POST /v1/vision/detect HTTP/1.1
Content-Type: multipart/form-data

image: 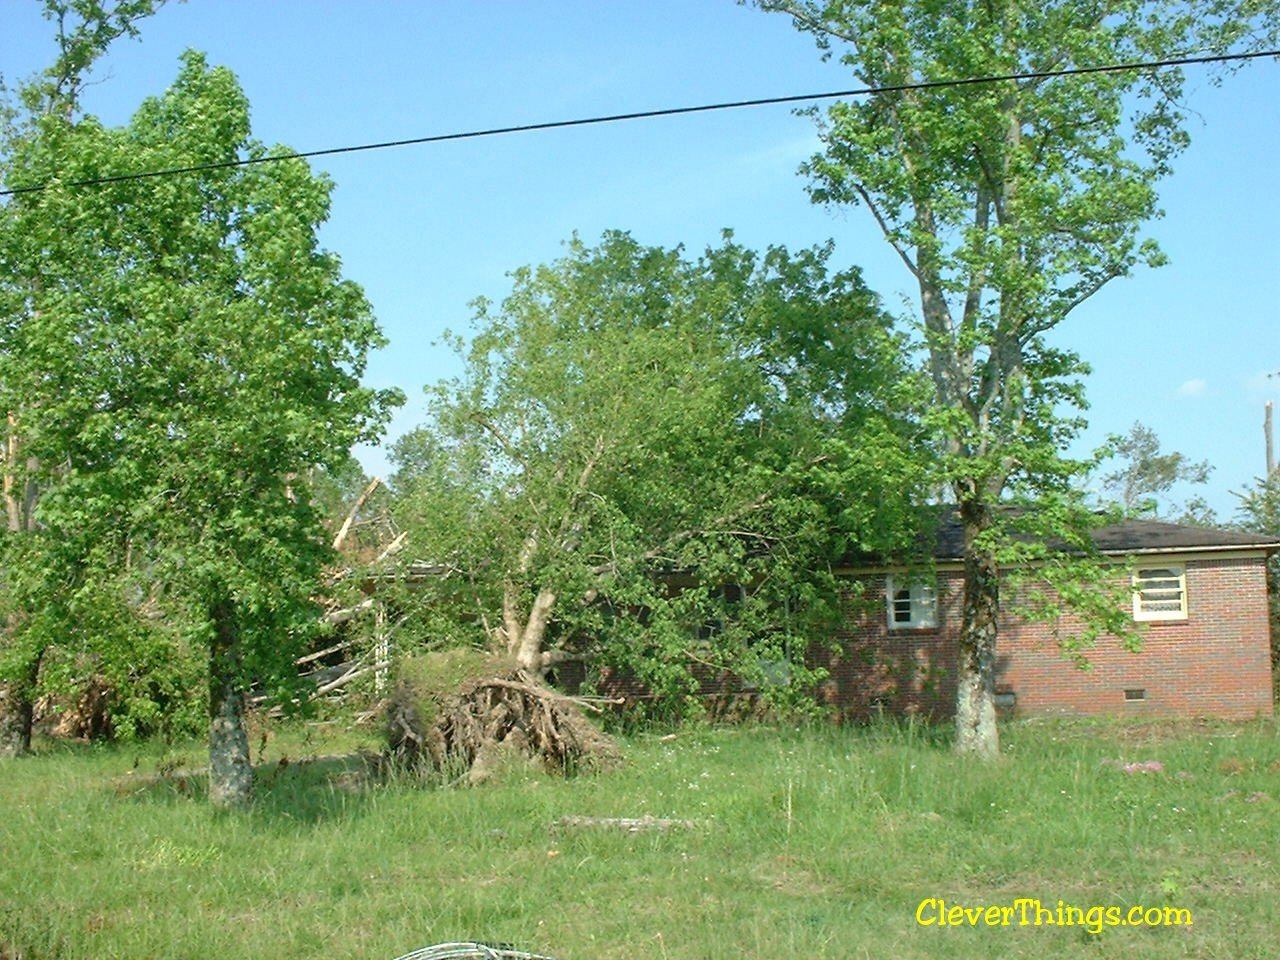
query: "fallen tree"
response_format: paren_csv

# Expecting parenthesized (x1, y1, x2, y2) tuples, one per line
(385, 649, 622, 784)
(389, 232, 927, 720)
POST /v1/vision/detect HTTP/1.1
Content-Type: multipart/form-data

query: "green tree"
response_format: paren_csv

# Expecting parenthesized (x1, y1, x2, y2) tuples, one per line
(0, 50, 399, 802)
(392, 231, 925, 713)
(757, 0, 1278, 755)
(1100, 421, 1214, 523)
(0, 0, 163, 758)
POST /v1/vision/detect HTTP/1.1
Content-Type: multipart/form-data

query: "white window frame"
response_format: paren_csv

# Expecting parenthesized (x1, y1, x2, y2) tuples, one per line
(1132, 564, 1187, 622)
(886, 576, 938, 630)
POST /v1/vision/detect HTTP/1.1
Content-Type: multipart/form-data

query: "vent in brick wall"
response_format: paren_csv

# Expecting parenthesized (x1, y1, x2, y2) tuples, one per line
(1124, 688, 1147, 702)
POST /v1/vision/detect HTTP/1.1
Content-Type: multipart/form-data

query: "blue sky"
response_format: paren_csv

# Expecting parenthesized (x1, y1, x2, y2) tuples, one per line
(4, 1, 1278, 521)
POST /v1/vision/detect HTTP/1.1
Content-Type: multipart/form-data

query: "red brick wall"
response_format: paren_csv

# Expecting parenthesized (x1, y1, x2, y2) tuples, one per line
(822, 556, 1276, 722)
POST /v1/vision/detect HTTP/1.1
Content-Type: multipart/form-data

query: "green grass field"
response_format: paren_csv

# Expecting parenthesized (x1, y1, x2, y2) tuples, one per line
(2, 716, 1277, 960)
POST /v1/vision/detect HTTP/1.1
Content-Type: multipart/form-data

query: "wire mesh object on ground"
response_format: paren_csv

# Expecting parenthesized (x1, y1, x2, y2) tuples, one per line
(390, 943, 557, 960)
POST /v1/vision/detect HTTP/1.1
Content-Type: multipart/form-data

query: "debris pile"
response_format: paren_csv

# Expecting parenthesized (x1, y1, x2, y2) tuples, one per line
(386, 649, 621, 784)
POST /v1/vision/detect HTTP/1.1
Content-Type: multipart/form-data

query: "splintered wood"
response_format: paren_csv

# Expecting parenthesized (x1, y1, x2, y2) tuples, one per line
(550, 815, 706, 833)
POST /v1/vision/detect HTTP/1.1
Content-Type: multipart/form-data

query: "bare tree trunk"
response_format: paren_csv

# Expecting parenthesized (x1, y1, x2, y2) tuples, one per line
(513, 588, 556, 677)
(4, 418, 22, 533)
(1266, 401, 1274, 478)
(332, 475, 381, 551)
(208, 596, 252, 808)
(954, 497, 1000, 758)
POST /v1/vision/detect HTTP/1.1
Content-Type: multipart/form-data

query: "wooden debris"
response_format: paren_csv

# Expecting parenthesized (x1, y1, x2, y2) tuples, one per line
(386, 650, 622, 784)
(321, 597, 376, 625)
(373, 530, 409, 564)
(332, 476, 382, 551)
(550, 814, 706, 833)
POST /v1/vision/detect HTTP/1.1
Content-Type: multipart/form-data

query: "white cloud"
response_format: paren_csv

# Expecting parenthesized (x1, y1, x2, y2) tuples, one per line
(1176, 378, 1208, 398)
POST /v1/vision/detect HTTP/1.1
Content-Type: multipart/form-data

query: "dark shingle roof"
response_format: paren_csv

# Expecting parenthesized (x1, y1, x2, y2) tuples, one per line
(926, 509, 1280, 562)
(1090, 517, 1280, 555)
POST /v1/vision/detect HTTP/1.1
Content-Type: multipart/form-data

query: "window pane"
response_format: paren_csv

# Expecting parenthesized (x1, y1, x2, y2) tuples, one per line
(893, 588, 912, 622)
(1134, 565, 1185, 619)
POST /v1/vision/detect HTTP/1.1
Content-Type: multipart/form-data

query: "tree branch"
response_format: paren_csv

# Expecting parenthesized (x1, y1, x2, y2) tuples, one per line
(472, 413, 528, 470)
(332, 475, 381, 551)
(756, 1, 863, 46)
(588, 486, 779, 580)
(853, 184, 920, 278)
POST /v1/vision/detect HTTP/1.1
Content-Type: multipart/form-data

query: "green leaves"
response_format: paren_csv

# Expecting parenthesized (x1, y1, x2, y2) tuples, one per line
(394, 230, 926, 713)
(761, 0, 1280, 514)
(0, 46, 399, 734)
(769, 0, 1278, 502)
(756, 0, 1279, 751)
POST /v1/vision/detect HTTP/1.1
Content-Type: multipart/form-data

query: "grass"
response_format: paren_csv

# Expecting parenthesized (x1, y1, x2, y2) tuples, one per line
(1, 715, 1278, 959)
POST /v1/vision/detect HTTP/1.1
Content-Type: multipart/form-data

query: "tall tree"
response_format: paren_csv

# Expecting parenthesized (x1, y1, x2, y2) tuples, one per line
(0, 0, 163, 758)
(1100, 421, 1214, 522)
(0, 50, 399, 802)
(757, 0, 1279, 755)
(392, 231, 926, 712)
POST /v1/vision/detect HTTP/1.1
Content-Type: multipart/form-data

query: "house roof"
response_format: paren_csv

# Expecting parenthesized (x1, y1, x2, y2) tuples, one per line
(924, 509, 1280, 562)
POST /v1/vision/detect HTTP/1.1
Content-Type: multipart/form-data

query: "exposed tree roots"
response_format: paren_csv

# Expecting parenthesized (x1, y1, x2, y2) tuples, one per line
(386, 652, 621, 785)
(50, 676, 114, 741)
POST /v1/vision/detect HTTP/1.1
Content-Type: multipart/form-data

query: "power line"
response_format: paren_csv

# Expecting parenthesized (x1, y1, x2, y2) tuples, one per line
(2, 47, 1276, 198)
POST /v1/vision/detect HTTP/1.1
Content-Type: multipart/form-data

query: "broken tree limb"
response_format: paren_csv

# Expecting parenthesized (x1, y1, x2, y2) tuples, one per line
(373, 530, 409, 564)
(332, 475, 382, 551)
(315, 661, 390, 696)
(295, 636, 362, 667)
(322, 596, 376, 625)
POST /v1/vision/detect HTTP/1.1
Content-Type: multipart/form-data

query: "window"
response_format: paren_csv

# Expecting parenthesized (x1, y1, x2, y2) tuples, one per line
(1133, 565, 1187, 621)
(887, 577, 937, 629)
(696, 584, 744, 642)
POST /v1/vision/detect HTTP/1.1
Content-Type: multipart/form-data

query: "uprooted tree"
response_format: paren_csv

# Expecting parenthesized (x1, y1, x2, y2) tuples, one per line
(0, 43, 399, 803)
(757, 0, 1280, 757)
(385, 648, 623, 784)
(388, 230, 928, 762)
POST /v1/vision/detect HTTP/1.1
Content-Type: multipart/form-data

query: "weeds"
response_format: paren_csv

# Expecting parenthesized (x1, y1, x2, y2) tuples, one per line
(1, 717, 1277, 959)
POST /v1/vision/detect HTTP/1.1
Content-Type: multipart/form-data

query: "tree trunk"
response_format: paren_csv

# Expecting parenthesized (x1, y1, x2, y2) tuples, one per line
(513, 588, 556, 677)
(0, 647, 43, 759)
(0, 683, 35, 758)
(954, 497, 1000, 758)
(208, 596, 252, 808)
(2, 419, 42, 759)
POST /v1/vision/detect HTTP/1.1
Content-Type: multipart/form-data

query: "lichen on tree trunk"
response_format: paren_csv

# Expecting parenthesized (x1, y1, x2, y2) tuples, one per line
(955, 498, 1000, 759)
(0, 683, 34, 759)
(207, 597, 252, 808)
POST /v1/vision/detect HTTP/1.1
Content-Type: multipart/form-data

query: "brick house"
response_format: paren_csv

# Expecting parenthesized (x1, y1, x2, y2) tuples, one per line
(822, 516, 1279, 721)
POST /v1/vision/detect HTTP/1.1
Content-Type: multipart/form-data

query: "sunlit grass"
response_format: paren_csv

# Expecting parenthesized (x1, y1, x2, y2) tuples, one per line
(2, 716, 1277, 959)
